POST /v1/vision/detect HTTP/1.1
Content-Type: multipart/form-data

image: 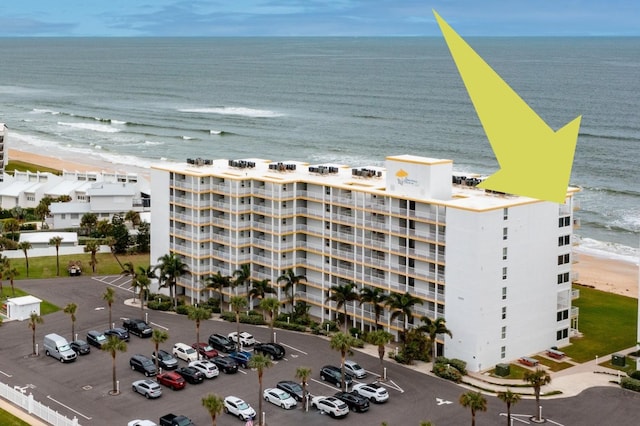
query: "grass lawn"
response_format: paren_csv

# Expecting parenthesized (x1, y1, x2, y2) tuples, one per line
(1, 287, 60, 315)
(562, 286, 638, 363)
(532, 355, 575, 372)
(5, 160, 61, 175)
(488, 363, 532, 381)
(0, 410, 31, 426)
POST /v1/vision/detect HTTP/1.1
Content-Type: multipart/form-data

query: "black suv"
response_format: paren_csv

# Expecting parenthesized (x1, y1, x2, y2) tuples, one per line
(253, 342, 286, 360)
(208, 333, 235, 353)
(320, 365, 353, 388)
(104, 327, 130, 341)
(334, 391, 370, 412)
(129, 354, 157, 377)
(122, 318, 153, 338)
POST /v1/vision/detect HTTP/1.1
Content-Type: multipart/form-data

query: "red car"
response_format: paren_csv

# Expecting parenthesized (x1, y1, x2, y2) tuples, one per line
(192, 342, 219, 359)
(156, 371, 186, 390)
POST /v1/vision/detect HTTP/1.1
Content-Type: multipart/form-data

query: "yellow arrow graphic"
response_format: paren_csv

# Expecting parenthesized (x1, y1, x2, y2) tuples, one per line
(434, 11, 581, 203)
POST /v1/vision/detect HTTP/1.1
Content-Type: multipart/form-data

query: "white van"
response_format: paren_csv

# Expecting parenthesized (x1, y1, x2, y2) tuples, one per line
(43, 333, 77, 363)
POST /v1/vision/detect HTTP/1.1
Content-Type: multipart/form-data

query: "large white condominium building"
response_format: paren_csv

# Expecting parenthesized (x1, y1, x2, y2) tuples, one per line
(150, 155, 579, 372)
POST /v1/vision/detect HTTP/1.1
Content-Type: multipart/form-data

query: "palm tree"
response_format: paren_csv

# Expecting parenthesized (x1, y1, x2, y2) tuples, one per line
(6, 262, 18, 297)
(156, 253, 190, 309)
(102, 287, 116, 329)
(277, 269, 306, 311)
(105, 236, 124, 270)
(28, 312, 44, 355)
(151, 329, 169, 372)
(122, 261, 137, 301)
(80, 212, 98, 236)
(497, 389, 521, 426)
(201, 393, 225, 426)
(18, 241, 32, 277)
(385, 292, 423, 346)
(248, 353, 273, 426)
(203, 271, 231, 307)
(0, 256, 7, 295)
(187, 306, 211, 351)
(125, 210, 141, 229)
(523, 368, 551, 421)
(328, 282, 359, 332)
(49, 236, 63, 276)
(459, 391, 487, 426)
(366, 329, 394, 379)
(249, 278, 275, 302)
(102, 335, 127, 395)
(83, 240, 100, 273)
(419, 316, 452, 362)
(259, 297, 280, 342)
(233, 263, 252, 305)
(136, 273, 151, 314)
(295, 366, 312, 412)
(63, 302, 78, 341)
(359, 286, 389, 329)
(230, 296, 247, 352)
(329, 332, 355, 392)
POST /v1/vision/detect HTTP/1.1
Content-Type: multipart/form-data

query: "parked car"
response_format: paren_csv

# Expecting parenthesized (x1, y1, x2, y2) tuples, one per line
(334, 391, 370, 412)
(228, 331, 256, 346)
(152, 350, 178, 370)
(176, 366, 205, 384)
(276, 380, 304, 402)
(263, 388, 297, 409)
(211, 356, 239, 374)
(128, 420, 157, 426)
(132, 379, 162, 399)
(311, 396, 349, 418)
(86, 330, 107, 348)
(172, 343, 198, 362)
(122, 318, 153, 338)
(344, 360, 367, 379)
(69, 339, 91, 355)
(156, 371, 186, 390)
(228, 350, 252, 368)
(130, 354, 158, 377)
(253, 342, 285, 360)
(208, 333, 236, 353)
(105, 327, 130, 341)
(352, 382, 389, 403)
(158, 413, 194, 426)
(191, 342, 218, 359)
(320, 365, 353, 388)
(43, 333, 77, 363)
(188, 360, 219, 379)
(223, 396, 256, 421)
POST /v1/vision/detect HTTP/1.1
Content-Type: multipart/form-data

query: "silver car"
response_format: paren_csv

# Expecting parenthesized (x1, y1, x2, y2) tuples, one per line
(132, 379, 162, 399)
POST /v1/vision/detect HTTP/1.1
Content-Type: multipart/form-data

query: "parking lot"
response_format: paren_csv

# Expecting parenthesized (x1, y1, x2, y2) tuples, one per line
(3, 276, 640, 425)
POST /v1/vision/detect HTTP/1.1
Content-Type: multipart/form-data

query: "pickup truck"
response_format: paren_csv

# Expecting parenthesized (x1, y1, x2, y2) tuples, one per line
(159, 413, 194, 426)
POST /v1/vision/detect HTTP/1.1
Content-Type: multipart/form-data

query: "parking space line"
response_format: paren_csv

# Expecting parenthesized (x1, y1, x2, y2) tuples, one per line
(279, 343, 308, 355)
(46, 395, 92, 420)
(309, 378, 342, 392)
(379, 379, 404, 393)
(0, 370, 12, 377)
(150, 322, 169, 330)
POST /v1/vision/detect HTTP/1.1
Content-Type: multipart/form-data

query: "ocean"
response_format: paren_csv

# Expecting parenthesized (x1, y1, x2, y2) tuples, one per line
(0, 37, 638, 261)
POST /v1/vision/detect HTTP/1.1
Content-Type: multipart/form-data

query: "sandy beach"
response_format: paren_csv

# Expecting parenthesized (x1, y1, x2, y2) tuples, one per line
(7, 148, 640, 298)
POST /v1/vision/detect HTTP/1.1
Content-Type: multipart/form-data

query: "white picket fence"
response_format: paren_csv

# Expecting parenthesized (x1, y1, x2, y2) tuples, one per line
(0, 381, 79, 426)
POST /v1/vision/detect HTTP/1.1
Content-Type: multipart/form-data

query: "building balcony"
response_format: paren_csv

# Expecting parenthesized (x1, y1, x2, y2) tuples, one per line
(571, 289, 580, 300)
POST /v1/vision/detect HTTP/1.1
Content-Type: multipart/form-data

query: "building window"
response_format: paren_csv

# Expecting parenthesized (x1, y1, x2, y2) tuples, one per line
(501, 326, 507, 339)
(502, 267, 508, 280)
(503, 227, 508, 240)
(556, 328, 569, 340)
(503, 208, 508, 220)
(558, 216, 571, 227)
(557, 310, 569, 321)
(502, 247, 508, 260)
(501, 306, 507, 320)
(501, 346, 506, 359)
(557, 253, 570, 265)
(557, 272, 570, 284)
(502, 287, 507, 300)
(61, 214, 66, 219)
(558, 235, 570, 246)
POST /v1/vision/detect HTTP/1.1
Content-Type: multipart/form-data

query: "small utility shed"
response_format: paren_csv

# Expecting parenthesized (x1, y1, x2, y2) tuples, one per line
(18, 231, 78, 249)
(5, 295, 42, 321)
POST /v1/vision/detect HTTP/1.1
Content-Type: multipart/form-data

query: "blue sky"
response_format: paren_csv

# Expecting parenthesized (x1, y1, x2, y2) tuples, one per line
(1, 1, 638, 37)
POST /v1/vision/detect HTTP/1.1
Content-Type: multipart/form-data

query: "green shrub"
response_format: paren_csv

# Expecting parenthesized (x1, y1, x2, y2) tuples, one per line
(219, 311, 266, 325)
(349, 327, 360, 337)
(433, 362, 463, 383)
(629, 371, 640, 380)
(449, 358, 468, 375)
(147, 300, 172, 311)
(274, 321, 307, 332)
(175, 305, 190, 315)
(220, 311, 236, 322)
(621, 377, 640, 392)
(321, 321, 339, 332)
(352, 338, 365, 349)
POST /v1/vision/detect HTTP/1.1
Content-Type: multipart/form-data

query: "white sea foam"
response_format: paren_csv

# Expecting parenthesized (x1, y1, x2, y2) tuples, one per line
(144, 140, 163, 145)
(182, 136, 194, 140)
(32, 108, 59, 115)
(111, 119, 127, 125)
(180, 106, 284, 118)
(58, 121, 120, 133)
(574, 236, 640, 265)
(210, 130, 222, 135)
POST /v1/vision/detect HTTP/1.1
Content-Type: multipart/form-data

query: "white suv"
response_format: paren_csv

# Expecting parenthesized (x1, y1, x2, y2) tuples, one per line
(228, 331, 256, 346)
(172, 343, 199, 362)
(311, 396, 349, 418)
(352, 382, 389, 403)
(189, 360, 219, 379)
(224, 396, 256, 421)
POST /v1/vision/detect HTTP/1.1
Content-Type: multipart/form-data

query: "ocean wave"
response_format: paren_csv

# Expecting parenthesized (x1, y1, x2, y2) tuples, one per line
(179, 106, 284, 118)
(144, 140, 163, 146)
(57, 121, 120, 133)
(32, 108, 60, 115)
(580, 185, 640, 198)
(182, 136, 195, 140)
(574, 236, 639, 265)
(209, 129, 233, 135)
(579, 131, 640, 143)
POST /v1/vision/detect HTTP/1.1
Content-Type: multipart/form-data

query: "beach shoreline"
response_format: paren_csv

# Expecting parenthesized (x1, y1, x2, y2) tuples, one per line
(6, 148, 640, 299)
